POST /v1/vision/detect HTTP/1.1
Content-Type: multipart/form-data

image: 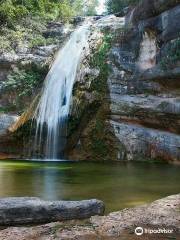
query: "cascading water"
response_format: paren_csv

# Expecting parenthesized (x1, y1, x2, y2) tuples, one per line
(34, 22, 90, 160)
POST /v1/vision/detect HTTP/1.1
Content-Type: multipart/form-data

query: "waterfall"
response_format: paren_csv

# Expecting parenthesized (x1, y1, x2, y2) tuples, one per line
(34, 22, 90, 159)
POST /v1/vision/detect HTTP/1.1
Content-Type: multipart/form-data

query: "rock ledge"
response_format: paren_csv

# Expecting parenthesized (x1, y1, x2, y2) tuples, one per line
(0, 197, 105, 225)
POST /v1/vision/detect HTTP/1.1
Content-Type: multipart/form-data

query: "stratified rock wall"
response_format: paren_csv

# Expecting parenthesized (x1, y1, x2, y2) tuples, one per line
(66, 16, 124, 161)
(108, 1, 180, 163)
(127, 0, 180, 25)
(67, 2, 180, 163)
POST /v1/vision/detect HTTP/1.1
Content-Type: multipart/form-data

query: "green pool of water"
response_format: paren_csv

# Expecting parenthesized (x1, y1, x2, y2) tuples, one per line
(0, 160, 179, 213)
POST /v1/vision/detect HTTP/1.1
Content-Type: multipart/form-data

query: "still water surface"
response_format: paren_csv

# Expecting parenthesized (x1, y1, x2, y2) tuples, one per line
(0, 161, 179, 213)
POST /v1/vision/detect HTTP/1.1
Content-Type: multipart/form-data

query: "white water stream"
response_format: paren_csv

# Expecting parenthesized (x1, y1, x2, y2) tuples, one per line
(34, 22, 90, 159)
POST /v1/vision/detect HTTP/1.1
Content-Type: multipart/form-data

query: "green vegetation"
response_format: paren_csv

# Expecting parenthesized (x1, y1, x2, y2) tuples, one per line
(66, 31, 119, 160)
(0, 0, 98, 112)
(106, 0, 140, 14)
(90, 33, 113, 95)
(2, 64, 48, 111)
(0, 0, 98, 27)
(4, 67, 42, 97)
(85, 0, 98, 16)
(89, 108, 110, 159)
(0, 22, 54, 53)
(0, 0, 99, 53)
(88, 32, 118, 160)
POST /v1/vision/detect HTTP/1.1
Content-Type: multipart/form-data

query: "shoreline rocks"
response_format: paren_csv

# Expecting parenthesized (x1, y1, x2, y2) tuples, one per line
(0, 198, 104, 226)
(0, 194, 179, 239)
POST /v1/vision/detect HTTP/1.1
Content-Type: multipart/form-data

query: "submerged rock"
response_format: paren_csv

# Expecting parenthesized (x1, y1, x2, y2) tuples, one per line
(0, 197, 105, 225)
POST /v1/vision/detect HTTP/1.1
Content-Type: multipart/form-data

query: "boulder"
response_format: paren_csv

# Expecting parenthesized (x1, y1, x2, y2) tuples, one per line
(111, 120, 180, 162)
(71, 16, 86, 25)
(34, 45, 58, 57)
(0, 114, 19, 136)
(0, 197, 105, 225)
(95, 15, 125, 30)
(43, 22, 73, 38)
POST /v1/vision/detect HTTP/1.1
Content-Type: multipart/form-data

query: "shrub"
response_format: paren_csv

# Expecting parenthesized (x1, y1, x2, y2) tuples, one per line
(106, 0, 140, 14)
(2, 64, 47, 97)
(0, 0, 28, 26)
(90, 33, 113, 95)
(29, 35, 47, 48)
(0, 36, 12, 53)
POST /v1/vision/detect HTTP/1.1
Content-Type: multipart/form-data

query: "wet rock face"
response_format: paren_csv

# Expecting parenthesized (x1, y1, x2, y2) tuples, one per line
(0, 114, 20, 158)
(0, 23, 74, 127)
(0, 197, 105, 225)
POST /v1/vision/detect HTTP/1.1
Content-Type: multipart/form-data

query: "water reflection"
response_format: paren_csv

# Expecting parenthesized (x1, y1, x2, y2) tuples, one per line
(0, 161, 179, 212)
(32, 168, 64, 200)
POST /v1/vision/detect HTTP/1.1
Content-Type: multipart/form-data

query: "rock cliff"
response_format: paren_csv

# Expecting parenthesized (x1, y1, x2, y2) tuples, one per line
(0, 0, 179, 163)
(108, 0, 180, 163)
(67, 1, 180, 163)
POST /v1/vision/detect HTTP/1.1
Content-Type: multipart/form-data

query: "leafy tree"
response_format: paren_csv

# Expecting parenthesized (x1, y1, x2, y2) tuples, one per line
(58, 0, 74, 21)
(72, 0, 84, 15)
(0, 0, 28, 25)
(106, 0, 140, 14)
(84, 0, 98, 16)
(0, 0, 98, 26)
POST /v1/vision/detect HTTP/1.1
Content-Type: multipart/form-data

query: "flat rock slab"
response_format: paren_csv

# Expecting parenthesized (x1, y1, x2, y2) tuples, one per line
(0, 194, 179, 240)
(91, 194, 180, 238)
(0, 197, 105, 225)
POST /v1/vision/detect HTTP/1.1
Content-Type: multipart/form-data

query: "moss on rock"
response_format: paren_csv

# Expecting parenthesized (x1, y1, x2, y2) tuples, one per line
(66, 32, 119, 161)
